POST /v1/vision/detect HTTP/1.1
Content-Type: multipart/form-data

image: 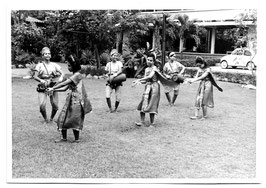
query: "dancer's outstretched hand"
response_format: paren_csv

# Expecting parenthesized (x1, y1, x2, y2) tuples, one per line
(184, 78, 193, 84)
(131, 79, 141, 87)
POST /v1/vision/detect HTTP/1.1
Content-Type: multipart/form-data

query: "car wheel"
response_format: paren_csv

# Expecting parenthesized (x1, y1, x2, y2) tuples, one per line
(247, 62, 255, 70)
(221, 61, 228, 69)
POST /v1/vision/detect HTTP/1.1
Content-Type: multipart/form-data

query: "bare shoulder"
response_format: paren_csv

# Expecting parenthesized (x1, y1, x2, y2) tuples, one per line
(153, 66, 159, 71)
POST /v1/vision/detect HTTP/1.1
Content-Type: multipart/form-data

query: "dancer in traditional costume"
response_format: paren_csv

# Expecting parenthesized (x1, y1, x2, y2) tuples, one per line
(47, 55, 92, 143)
(187, 56, 223, 120)
(132, 53, 161, 127)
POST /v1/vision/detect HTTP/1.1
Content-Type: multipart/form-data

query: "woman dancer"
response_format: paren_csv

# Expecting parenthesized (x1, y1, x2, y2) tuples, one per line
(47, 55, 92, 143)
(187, 56, 223, 119)
(132, 53, 160, 127)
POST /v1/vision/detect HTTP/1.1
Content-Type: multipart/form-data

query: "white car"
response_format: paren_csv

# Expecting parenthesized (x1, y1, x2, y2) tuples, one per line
(220, 48, 256, 70)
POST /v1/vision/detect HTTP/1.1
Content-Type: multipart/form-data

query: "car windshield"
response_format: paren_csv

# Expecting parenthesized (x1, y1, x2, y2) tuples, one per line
(244, 50, 252, 56)
(231, 49, 244, 55)
(231, 48, 253, 56)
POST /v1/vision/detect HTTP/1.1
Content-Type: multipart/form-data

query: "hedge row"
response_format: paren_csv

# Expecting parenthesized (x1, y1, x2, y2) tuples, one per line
(177, 58, 221, 67)
(77, 58, 221, 76)
(80, 65, 256, 86)
(80, 65, 106, 76)
(214, 71, 256, 85)
(183, 68, 256, 86)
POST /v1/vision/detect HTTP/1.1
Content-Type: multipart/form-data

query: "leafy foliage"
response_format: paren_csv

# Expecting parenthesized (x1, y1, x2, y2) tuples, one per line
(99, 52, 111, 66)
(80, 65, 106, 76)
(183, 67, 256, 85)
(173, 14, 200, 52)
(176, 58, 220, 67)
(80, 50, 96, 65)
(11, 9, 257, 68)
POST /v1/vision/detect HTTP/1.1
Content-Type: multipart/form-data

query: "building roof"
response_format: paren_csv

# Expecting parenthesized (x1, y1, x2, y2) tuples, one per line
(141, 9, 255, 27)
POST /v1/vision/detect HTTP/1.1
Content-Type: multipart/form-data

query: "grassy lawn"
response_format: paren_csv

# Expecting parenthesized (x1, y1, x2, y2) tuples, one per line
(11, 77, 256, 180)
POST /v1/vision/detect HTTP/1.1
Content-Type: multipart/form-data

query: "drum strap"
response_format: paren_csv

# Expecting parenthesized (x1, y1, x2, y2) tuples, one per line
(109, 61, 111, 77)
(42, 62, 52, 78)
(169, 61, 174, 72)
(43, 62, 49, 75)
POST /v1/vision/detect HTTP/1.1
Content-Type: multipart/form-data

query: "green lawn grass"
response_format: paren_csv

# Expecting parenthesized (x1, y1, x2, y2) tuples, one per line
(11, 77, 256, 179)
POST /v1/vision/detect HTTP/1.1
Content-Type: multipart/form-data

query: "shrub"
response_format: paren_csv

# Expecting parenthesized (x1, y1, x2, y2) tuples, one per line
(80, 65, 107, 76)
(214, 71, 256, 85)
(100, 52, 110, 66)
(183, 68, 198, 77)
(80, 50, 96, 65)
(183, 67, 256, 85)
(206, 59, 220, 66)
(121, 51, 133, 64)
(177, 58, 220, 67)
(13, 51, 41, 68)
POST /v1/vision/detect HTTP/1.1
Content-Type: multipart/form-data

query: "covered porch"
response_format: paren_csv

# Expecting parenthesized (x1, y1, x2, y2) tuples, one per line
(141, 9, 255, 54)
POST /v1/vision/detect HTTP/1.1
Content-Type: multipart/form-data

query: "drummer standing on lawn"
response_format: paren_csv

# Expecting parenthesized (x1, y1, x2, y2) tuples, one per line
(33, 47, 64, 123)
(163, 52, 185, 106)
(105, 49, 124, 113)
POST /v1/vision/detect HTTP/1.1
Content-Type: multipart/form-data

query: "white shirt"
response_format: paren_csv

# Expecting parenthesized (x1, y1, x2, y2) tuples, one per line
(163, 61, 184, 75)
(35, 61, 62, 78)
(105, 61, 123, 75)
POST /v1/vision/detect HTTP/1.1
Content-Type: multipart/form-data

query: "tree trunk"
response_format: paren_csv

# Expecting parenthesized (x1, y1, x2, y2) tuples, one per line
(94, 44, 100, 70)
(153, 26, 161, 51)
(118, 30, 123, 54)
(179, 38, 184, 53)
(116, 32, 120, 52)
(152, 30, 156, 49)
(76, 43, 80, 58)
(116, 30, 123, 54)
(162, 14, 166, 66)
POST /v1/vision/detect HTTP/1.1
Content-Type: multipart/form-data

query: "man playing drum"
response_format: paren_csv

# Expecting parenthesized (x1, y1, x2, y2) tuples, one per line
(163, 52, 185, 106)
(34, 47, 64, 123)
(105, 49, 124, 113)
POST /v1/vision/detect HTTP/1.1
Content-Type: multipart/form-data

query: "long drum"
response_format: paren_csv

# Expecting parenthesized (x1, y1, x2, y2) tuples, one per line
(110, 73, 127, 84)
(171, 74, 185, 84)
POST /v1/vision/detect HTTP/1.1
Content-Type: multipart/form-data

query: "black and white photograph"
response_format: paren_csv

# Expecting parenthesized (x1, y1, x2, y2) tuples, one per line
(2, 0, 265, 187)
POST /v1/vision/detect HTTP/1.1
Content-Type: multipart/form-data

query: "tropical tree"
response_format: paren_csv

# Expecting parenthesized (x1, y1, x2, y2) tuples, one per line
(11, 10, 46, 65)
(81, 10, 118, 69)
(56, 10, 90, 56)
(235, 9, 257, 52)
(11, 10, 71, 64)
(56, 10, 117, 69)
(214, 9, 257, 54)
(125, 13, 154, 51)
(174, 14, 200, 52)
(105, 10, 155, 55)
